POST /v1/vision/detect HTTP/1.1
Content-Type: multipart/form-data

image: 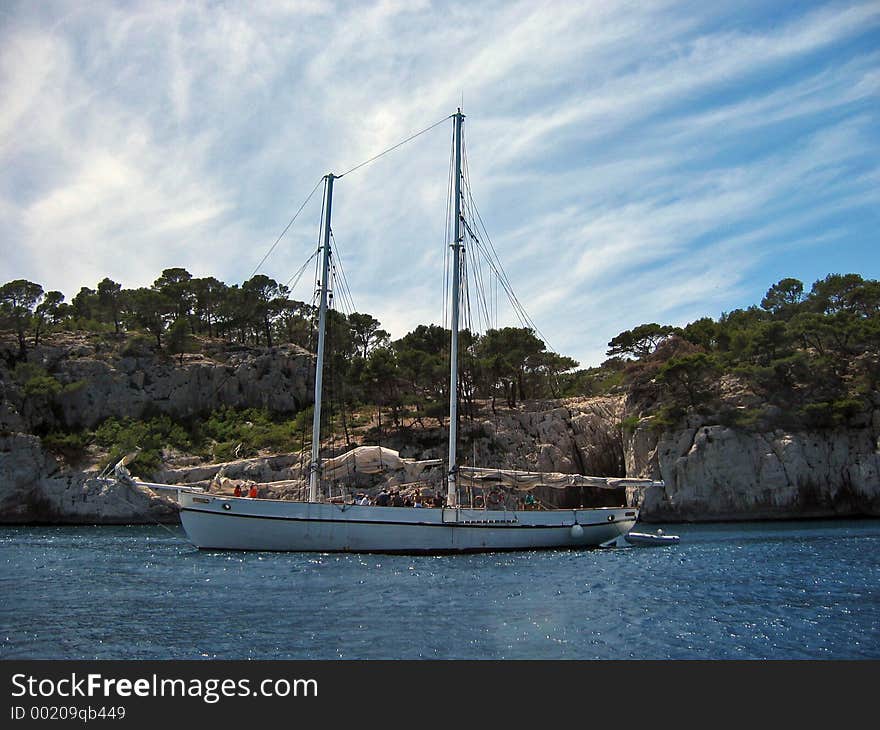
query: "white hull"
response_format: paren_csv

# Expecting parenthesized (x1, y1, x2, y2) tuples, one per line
(177, 491, 638, 553)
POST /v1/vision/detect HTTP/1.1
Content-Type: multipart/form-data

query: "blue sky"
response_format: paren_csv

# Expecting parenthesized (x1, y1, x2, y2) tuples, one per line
(1, 0, 877, 366)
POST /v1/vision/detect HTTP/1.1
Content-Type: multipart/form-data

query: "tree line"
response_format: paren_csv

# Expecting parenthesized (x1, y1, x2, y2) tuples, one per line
(0, 269, 579, 429)
(3, 270, 877, 432)
(604, 273, 880, 429)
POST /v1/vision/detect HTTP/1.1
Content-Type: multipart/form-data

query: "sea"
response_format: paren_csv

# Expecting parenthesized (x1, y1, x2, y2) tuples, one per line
(2, 519, 878, 660)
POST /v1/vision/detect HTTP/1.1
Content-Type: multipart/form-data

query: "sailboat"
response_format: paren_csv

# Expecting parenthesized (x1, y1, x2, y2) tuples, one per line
(158, 110, 659, 552)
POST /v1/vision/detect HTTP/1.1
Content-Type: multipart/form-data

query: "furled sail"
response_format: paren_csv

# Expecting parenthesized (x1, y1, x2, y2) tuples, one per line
(320, 446, 442, 481)
(457, 466, 663, 491)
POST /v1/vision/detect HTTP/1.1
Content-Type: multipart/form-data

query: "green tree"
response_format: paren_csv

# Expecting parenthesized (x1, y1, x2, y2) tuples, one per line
(274, 299, 314, 349)
(97, 278, 124, 333)
(241, 274, 284, 347)
(656, 352, 720, 407)
(846, 281, 880, 318)
(349, 312, 390, 359)
(393, 324, 449, 423)
(680, 317, 718, 350)
(809, 273, 864, 315)
(531, 351, 579, 398)
(0, 279, 44, 357)
(476, 327, 545, 407)
(788, 311, 831, 356)
(361, 346, 402, 431)
(127, 288, 170, 348)
(606, 323, 675, 359)
(166, 317, 195, 365)
(33, 290, 64, 346)
(71, 286, 99, 322)
(191, 276, 227, 337)
(743, 320, 792, 365)
(760, 277, 804, 317)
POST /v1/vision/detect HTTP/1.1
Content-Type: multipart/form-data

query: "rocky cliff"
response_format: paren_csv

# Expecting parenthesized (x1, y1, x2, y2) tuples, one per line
(1, 333, 313, 432)
(0, 432, 177, 524)
(623, 411, 880, 521)
(2, 335, 878, 524)
(0, 333, 313, 523)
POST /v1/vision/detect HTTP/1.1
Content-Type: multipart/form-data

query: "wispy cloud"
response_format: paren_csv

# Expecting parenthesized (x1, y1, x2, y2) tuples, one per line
(1, 0, 877, 364)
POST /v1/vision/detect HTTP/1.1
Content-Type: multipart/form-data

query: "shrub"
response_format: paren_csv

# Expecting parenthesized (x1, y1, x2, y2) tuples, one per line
(195, 407, 303, 460)
(800, 398, 865, 429)
(41, 430, 91, 458)
(94, 415, 193, 477)
(649, 404, 686, 432)
(23, 374, 62, 397)
(121, 334, 154, 358)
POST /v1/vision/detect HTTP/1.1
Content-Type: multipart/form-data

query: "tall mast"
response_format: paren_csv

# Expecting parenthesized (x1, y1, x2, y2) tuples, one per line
(446, 109, 464, 508)
(309, 173, 335, 503)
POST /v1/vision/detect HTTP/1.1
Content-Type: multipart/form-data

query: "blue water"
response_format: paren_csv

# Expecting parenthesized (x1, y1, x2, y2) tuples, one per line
(2, 520, 878, 659)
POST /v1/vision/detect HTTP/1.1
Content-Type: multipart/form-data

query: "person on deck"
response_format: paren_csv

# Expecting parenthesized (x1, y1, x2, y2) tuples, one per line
(248, 484, 258, 499)
(233, 484, 242, 497)
(375, 489, 390, 507)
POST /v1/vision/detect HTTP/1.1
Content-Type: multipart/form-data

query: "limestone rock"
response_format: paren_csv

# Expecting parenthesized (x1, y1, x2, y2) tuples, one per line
(2, 336, 313, 432)
(624, 419, 880, 521)
(0, 433, 177, 524)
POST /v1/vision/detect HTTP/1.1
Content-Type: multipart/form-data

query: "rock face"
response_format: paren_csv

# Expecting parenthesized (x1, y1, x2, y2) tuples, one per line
(0, 334, 313, 524)
(2, 333, 878, 524)
(2, 335, 313, 432)
(0, 433, 177, 524)
(384, 397, 627, 478)
(624, 412, 880, 521)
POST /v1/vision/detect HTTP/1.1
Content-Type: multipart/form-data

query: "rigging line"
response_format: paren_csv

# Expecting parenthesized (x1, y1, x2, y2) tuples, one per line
(312, 183, 327, 308)
(329, 230, 358, 314)
(336, 261, 356, 318)
(467, 193, 532, 328)
(461, 244, 473, 339)
(463, 179, 554, 350)
(492, 269, 498, 329)
(469, 232, 491, 331)
(337, 114, 453, 179)
(442, 121, 455, 331)
(467, 241, 484, 333)
(330, 268, 349, 317)
(462, 219, 529, 331)
(92, 477, 184, 541)
(284, 248, 321, 291)
(249, 176, 324, 280)
(469, 232, 533, 331)
(461, 148, 491, 333)
(330, 259, 354, 317)
(460, 138, 517, 304)
(306, 180, 326, 431)
(328, 255, 346, 316)
(331, 262, 355, 317)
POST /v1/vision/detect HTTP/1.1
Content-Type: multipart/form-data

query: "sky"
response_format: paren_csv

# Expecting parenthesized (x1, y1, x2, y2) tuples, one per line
(1, 0, 878, 366)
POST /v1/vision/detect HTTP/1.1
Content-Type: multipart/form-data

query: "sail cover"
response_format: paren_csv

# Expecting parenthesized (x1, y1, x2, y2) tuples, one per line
(457, 466, 662, 491)
(319, 447, 662, 491)
(321, 446, 442, 481)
